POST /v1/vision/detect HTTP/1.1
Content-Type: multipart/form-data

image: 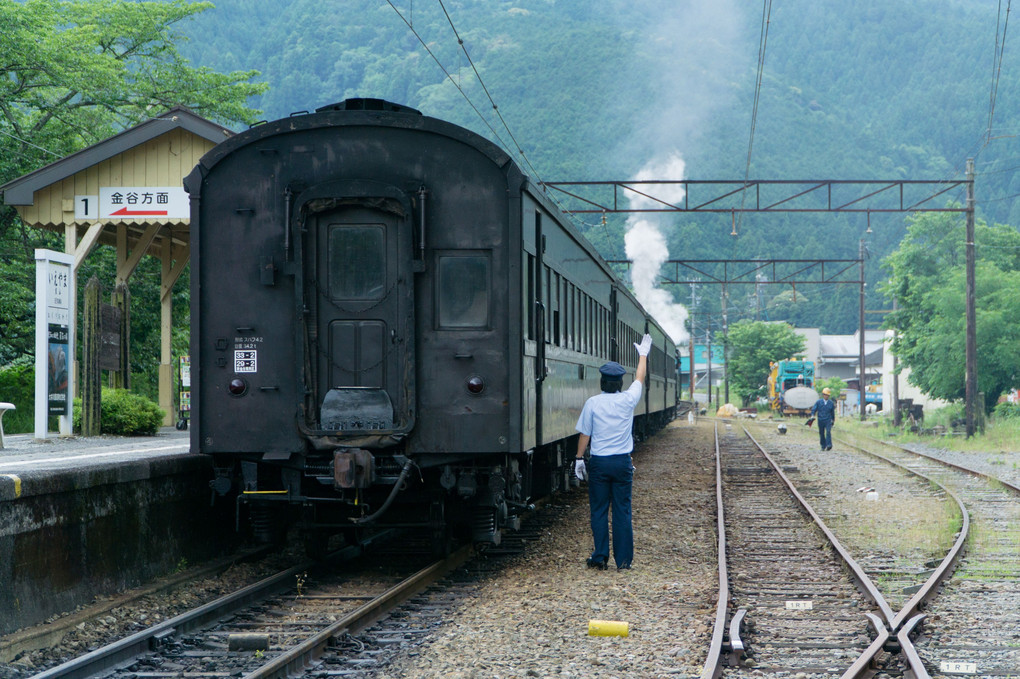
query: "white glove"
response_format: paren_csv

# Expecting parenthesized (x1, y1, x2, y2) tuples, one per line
(635, 334, 652, 357)
(574, 458, 587, 481)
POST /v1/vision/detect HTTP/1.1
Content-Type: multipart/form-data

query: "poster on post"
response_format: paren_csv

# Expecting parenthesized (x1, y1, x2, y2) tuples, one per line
(35, 249, 75, 438)
(47, 323, 69, 415)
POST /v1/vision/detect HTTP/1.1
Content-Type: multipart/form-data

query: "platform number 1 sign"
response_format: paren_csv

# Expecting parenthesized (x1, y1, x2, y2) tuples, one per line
(75, 195, 99, 220)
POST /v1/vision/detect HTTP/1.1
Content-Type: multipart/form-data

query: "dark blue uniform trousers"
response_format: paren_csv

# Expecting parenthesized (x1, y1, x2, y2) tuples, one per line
(818, 421, 833, 449)
(587, 453, 634, 568)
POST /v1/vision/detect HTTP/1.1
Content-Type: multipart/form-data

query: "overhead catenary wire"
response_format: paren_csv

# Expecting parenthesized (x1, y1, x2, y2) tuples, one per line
(384, 0, 602, 244)
(382, 0, 515, 157)
(0, 128, 63, 158)
(436, 0, 546, 186)
(892, 4, 1016, 204)
(986, 0, 1012, 145)
(736, 0, 773, 235)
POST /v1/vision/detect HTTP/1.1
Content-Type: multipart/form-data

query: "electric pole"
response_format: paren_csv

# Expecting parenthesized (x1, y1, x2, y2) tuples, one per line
(965, 158, 977, 437)
(859, 238, 866, 422)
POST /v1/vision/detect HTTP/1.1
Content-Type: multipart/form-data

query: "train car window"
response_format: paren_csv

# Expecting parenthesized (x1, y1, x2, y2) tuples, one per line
(553, 273, 561, 346)
(438, 253, 490, 328)
(545, 267, 552, 343)
(526, 254, 535, 340)
(584, 296, 591, 355)
(329, 224, 385, 300)
(569, 284, 576, 351)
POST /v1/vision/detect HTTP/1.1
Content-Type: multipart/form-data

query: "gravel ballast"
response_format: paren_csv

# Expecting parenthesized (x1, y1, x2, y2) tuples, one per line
(383, 419, 720, 678)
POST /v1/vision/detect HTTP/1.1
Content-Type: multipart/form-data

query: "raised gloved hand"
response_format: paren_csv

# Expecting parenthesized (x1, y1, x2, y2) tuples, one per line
(575, 458, 587, 481)
(634, 333, 652, 357)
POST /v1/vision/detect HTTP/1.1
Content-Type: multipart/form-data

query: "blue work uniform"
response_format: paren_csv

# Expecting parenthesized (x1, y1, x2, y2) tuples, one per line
(810, 396, 836, 450)
(576, 380, 643, 569)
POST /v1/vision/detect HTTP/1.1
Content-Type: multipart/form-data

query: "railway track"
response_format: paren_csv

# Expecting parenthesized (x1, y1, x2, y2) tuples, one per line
(701, 421, 999, 677)
(26, 500, 569, 679)
(832, 433, 1020, 677)
(28, 532, 468, 679)
(702, 423, 894, 677)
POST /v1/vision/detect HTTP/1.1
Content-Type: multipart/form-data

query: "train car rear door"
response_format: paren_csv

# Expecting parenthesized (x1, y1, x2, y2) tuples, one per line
(306, 193, 415, 435)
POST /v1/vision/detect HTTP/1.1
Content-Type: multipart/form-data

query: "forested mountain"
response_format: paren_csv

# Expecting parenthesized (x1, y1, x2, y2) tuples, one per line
(169, 0, 1020, 332)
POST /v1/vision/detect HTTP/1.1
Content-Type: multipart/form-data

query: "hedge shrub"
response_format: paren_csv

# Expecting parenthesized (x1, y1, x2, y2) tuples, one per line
(73, 387, 165, 436)
(0, 359, 46, 434)
(992, 401, 1020, 420)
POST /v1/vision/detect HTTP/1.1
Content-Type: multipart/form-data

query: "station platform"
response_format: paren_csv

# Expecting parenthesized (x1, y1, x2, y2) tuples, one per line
(0, 427, 190, 476)
(0, 427, 236, 638)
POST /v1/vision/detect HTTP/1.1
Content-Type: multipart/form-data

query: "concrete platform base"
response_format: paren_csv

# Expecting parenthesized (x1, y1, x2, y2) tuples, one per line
(0, 452, 234, 636)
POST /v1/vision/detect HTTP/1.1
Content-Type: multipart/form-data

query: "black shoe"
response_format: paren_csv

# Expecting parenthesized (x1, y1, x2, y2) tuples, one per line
(617, 564, 631, 571)
(586, 557, 608, 570)
(826, 446, 832, 450)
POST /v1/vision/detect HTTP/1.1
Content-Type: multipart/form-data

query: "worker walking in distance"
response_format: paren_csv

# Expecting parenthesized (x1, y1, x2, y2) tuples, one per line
(574, 333, 652, 570)
(809, 387, 837, 451)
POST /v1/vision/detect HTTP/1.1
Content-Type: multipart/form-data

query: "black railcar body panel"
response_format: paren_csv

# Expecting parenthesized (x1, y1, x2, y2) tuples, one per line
(186, 99, 678, 546)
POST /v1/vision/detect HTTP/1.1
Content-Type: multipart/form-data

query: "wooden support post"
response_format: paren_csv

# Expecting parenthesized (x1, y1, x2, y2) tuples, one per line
(965, 158, 977, 438)
(111, 283, 130, 389)
(81, 277, 102, 436)
(159, 236, 174, 426)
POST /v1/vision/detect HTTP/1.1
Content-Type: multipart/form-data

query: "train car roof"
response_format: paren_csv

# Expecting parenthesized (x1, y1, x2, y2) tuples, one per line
(185, 98, 675, 350)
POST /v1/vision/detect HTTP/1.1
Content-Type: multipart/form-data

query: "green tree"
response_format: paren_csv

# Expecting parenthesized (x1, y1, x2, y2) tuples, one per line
(882, 210, 1020, 406)
(816, 376, 846, 401)
(0, 0, 266, 365)
(0, 0, 266, 179)
(727, 320, 807, 406)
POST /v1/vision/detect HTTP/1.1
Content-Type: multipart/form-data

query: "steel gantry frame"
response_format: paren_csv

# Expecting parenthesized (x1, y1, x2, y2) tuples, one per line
(542, 176, 978, 434)
(606, 256, 866, 415)
(541, 178, 968, 214)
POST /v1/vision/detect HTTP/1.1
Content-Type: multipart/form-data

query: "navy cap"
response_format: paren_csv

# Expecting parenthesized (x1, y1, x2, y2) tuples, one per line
(599, 361, 626, 378)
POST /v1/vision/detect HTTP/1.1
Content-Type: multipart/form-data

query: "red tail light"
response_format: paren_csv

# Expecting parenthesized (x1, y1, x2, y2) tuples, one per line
(466, 375, 485, 394)
(228, 378, 248, 396)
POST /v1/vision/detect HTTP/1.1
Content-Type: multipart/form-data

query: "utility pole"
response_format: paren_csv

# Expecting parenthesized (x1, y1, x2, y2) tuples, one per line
(689, 282, 696, 402)
(706, 329, 712, 407)
(965, 158, 977, 438)
(755, 272, 763, 321)
(722, 283, 729, 405)
(892, 298, 901, 427)
(859, 238, 866, 422)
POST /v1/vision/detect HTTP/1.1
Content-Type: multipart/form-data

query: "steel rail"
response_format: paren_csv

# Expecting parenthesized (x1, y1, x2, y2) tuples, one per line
(741, 427, 896, 621)
(702, 425, 899, 677)
(755, 427, 975, 678)
(844, 431, 1020, 495)
(243, 544, 473, 679)
(739, 426, 911, 679)
(2, 545, 275, 663)
(704, 425, 971, 678)
(29, 532, 398, 679)
(699, 423, 731, 679)
(29, 561, 318, 679)
(832, 433, 974, 631)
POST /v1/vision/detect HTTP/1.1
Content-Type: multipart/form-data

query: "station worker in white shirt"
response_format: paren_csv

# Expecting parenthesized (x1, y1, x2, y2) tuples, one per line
(574, 333, 651, 571)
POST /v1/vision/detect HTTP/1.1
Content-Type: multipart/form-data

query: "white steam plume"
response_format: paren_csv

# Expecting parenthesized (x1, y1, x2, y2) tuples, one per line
(623, 153, 689, 344)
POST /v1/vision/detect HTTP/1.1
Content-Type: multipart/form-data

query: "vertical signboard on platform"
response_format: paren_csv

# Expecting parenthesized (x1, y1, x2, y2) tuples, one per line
(35, 249, 75, 439)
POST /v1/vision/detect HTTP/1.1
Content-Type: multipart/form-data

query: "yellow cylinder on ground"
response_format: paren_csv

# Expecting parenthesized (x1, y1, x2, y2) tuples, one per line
(588, 619, 629, 637)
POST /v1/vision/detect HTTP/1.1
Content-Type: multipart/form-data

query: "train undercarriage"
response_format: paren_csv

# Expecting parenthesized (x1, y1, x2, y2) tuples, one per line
(209, 440, 581, 557)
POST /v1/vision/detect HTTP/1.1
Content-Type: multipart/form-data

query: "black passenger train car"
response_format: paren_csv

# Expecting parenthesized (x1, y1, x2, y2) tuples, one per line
(185, 99, 677, 551)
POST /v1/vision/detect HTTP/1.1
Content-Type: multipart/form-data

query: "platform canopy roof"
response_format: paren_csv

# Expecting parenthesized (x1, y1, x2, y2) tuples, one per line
(0, 106, 232, 265)
(0, 106, 234, 427)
